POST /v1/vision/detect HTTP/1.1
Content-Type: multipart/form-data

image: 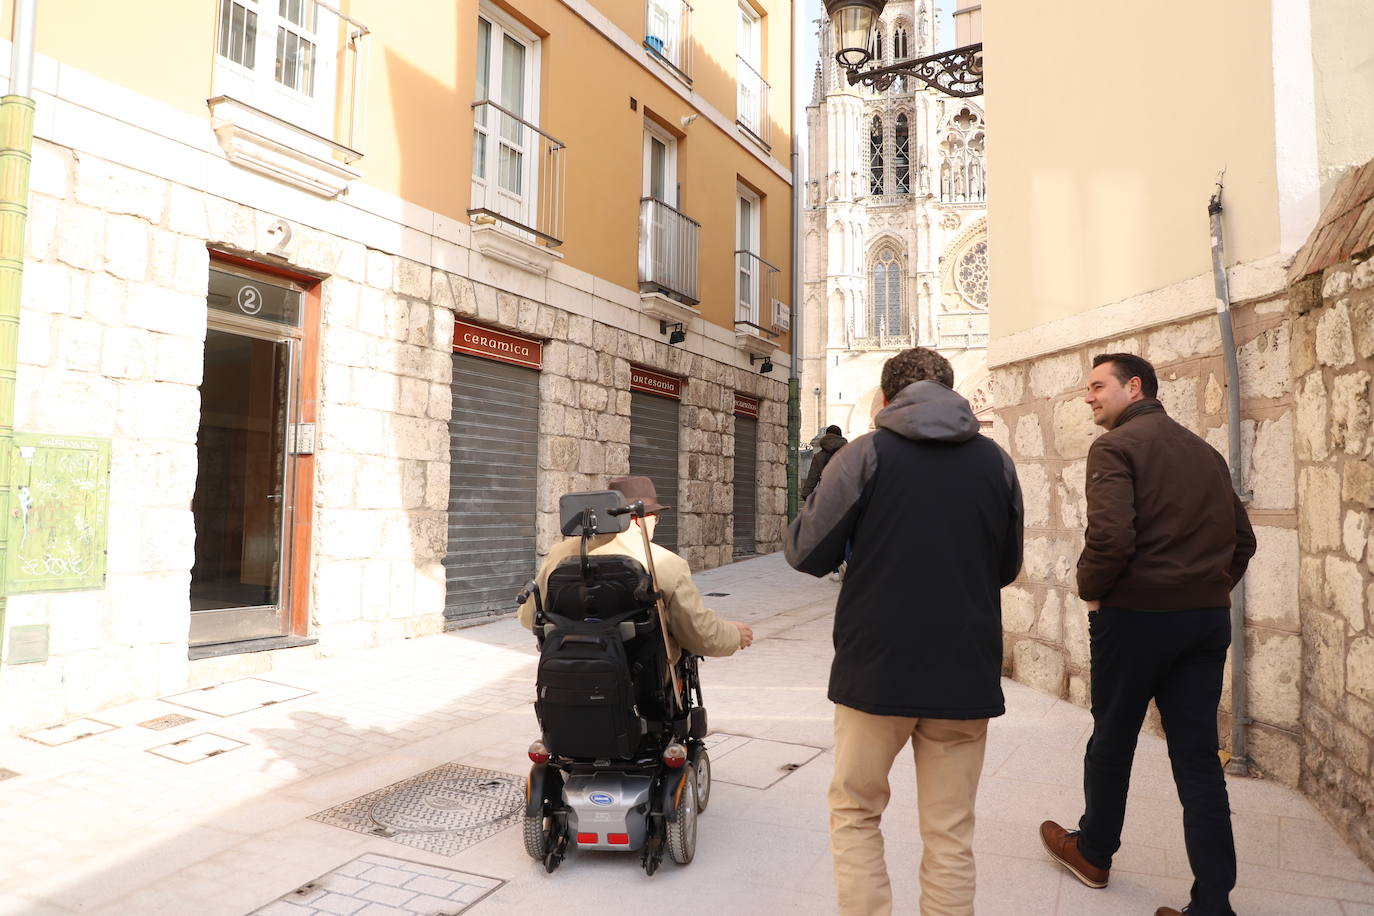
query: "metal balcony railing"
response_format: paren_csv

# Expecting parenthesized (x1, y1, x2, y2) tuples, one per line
(644, 0, 693, 83)
(469, 100, 567, 247)
(735, 249, 780, 329)
(735, 55, 771, 151)
(639, 198, 701, 304)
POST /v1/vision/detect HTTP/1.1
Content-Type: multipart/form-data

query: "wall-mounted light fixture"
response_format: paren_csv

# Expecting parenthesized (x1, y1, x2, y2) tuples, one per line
(822, 0, 983, 97)
(660, 320, 686, 345)
(751, 353, 774, 374)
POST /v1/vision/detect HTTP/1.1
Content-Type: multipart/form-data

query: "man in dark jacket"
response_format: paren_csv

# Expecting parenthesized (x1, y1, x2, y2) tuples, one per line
(1039, 353, 1256, 916)
(785, 347, 1023, 916)
(801, 425, 848, 499)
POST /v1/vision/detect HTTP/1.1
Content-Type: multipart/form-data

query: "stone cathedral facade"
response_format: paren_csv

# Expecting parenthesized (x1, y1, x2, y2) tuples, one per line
(801, 3, 989, 443)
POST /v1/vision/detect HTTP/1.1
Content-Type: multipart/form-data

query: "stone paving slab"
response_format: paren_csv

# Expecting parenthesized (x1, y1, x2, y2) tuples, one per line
(0, 552, 1368, 915)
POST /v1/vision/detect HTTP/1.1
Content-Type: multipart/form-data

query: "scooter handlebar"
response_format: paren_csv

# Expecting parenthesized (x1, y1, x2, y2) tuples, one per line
(607, 500, 645, 518)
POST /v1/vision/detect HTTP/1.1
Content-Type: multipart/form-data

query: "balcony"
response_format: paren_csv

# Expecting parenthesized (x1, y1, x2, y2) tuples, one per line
(639, 199, 701, 318)
(644, 0, 693, 85)
(735, 249, 781, 356)
(469, 100, 567, 255)
(736, 55, 771, 151)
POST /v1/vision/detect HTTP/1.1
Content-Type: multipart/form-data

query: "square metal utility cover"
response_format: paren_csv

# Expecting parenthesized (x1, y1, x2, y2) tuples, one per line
(706, 733, 824, 789)
(21, 718, 116, 747)
(161, 677, 313, 717)
(251, 854, 502, 915)
(147, 733, 246, 764)
(311, 763, 525, 857)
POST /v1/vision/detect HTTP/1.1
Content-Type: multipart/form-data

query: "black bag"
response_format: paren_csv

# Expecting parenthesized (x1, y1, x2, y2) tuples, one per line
(535, 609, 643, 759)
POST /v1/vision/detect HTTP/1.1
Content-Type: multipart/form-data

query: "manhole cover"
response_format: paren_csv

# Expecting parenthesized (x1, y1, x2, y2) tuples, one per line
(370, 776, 519, 834)
(312, 763, 525, 856)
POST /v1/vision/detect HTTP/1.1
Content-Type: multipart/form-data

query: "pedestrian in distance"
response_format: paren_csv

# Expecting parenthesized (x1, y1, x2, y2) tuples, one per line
(784, 347, 1024, 916)
(1038, 353, 1256, 916)
(801, 424, 848, 500)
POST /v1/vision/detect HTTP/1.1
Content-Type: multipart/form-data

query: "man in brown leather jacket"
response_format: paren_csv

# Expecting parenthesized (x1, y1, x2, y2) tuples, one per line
(1039, 353, 1255, 916)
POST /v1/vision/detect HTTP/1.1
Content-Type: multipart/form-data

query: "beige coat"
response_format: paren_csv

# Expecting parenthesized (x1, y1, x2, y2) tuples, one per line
(516, 528, 742, 660)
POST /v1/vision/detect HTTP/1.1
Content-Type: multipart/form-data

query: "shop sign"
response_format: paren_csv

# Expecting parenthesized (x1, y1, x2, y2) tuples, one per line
(734, 393, 760, 418)
(453, 320, 543, 369)
(630, 367, 683, 399)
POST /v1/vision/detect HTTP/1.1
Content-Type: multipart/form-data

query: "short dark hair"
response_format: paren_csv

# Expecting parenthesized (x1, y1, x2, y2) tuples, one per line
(881, 347, 954, 401)
(825, 424, 842, 436)
(1092, 352, 1158, 398)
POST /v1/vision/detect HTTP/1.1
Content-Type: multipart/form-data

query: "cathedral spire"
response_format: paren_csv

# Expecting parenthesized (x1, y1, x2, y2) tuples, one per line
(811, 61, 823, 106)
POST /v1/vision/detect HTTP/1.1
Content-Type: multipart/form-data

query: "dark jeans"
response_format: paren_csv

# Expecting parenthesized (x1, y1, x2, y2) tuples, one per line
(1076, 607, 1236, 916)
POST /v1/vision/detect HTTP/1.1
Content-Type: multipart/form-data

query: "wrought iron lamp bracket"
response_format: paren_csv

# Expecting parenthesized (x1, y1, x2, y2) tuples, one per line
(845, 42, 983, 98)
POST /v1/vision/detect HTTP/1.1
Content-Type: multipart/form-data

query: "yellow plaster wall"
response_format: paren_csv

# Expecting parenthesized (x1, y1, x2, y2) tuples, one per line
(984, 0, 1280, 338)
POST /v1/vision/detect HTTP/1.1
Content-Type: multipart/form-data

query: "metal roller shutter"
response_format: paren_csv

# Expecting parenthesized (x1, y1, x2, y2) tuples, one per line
(445, 354, 540, 621)
(629, 390, 681, 554)
(732, 415, 758, 557)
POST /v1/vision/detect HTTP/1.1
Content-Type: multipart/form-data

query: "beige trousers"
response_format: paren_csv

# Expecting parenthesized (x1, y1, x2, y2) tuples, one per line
(829, 704, 989, 916)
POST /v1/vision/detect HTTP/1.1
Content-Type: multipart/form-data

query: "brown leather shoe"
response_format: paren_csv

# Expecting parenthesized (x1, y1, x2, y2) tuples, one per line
(1154, 909, 1185, 916)
(1039, 820, 1109, 888)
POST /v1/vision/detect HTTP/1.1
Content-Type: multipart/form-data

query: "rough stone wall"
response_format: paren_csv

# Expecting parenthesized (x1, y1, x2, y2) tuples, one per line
(1291, 258, 1374, 867)
(988, 291, 1302, 784)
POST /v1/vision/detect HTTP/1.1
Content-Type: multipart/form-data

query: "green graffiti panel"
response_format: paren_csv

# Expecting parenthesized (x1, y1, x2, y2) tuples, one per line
(6, 433, 111, 594)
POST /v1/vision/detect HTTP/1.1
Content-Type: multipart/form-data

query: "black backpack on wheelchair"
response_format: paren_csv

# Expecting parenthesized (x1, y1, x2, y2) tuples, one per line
(520, 490, 711, 875)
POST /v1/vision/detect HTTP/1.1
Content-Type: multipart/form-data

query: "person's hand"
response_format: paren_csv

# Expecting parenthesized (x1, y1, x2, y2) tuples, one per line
(733, 622, 754, 649)
(1085, 599, 1101, 612)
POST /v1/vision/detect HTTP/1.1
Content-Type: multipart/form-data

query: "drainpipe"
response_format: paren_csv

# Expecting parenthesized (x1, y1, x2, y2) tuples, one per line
(1208, 173, 1252, 776)
(0, 0, 38, 658)
(786, 0, 802, 521)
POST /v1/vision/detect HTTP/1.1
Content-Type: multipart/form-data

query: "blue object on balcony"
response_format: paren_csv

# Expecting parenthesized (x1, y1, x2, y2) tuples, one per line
(646, 35, 665, 55)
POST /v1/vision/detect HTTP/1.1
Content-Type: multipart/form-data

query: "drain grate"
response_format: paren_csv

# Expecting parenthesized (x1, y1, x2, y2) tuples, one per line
(311, 763, 524, 856)
(138, 713, 195, 731)
(704, 592, 730, 597)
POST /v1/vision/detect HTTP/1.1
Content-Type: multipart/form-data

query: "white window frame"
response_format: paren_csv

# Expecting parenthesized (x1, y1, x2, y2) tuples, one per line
(646, 0, 686, 76)
(213, 0, 338, 136)
(642, 121, 678, 206)
(472, 4, 543, 236)
(736, 184, 762, 323)
(737, 1, 761, 69)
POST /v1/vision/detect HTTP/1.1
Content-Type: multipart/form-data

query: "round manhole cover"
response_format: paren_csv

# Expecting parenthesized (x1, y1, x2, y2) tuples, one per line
(368, 775, 522, 834)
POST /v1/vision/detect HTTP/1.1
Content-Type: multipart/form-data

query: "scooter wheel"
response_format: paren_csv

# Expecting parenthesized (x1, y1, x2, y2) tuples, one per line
(523, 814, 551, 861)
(666, 763, 698, 865)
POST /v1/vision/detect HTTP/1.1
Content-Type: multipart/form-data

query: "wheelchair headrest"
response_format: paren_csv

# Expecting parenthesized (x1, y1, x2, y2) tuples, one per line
(546, 555, 657, 623)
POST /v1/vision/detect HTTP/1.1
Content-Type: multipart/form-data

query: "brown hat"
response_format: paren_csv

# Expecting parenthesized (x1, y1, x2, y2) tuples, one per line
(607, 475, 671, 514)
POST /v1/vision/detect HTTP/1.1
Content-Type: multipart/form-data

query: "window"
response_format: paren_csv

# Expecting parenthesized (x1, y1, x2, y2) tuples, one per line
(214, 0, 335, 133)
(738, 2, 761, 70)
(737, 186, 762, 323)
(736, 1, 769, 146)
(869, 248, 904, 337)
(869, 25, 884, 63)
(955, 239, 989, 309)
(893, 26, 908, 60)
(869, 116, 884, 196)
(472, 8, 542, 233)
(940, 105, 986, 203)
(895, 115, 910, 193)
(646, 0, 691, 80)
(643, 124, 678, 205)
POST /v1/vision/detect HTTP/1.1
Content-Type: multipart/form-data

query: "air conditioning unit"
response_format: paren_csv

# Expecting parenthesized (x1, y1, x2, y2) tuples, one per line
(772, 300, 790, 332)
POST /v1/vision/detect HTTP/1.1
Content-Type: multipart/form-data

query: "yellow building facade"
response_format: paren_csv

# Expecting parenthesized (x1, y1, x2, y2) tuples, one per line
(0, 0, 794, 733)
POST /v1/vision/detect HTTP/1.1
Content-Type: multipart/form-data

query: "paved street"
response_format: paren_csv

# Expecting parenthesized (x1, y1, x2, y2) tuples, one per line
(0, 553, 1368, 915)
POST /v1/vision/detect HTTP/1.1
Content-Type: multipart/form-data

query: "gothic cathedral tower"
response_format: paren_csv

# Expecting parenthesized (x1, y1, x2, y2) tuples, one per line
(801, 1, 989, 444)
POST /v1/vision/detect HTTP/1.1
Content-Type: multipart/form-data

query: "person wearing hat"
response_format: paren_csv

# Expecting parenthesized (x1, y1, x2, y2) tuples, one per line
(517, 475, 753, 660)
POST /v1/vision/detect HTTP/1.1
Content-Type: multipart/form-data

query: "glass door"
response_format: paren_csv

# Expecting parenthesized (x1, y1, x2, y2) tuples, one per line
(189, 328, 297, 645)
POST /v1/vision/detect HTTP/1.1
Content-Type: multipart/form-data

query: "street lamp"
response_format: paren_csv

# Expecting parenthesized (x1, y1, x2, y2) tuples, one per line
(822, 0, 983, 98)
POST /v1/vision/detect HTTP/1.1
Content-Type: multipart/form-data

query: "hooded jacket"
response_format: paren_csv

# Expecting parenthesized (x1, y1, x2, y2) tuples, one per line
(784, 381, 1024, 719)
(801, 432, 849, 499)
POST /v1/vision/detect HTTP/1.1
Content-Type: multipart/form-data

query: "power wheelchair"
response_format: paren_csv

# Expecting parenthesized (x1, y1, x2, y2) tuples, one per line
(518, 491, 711, 875)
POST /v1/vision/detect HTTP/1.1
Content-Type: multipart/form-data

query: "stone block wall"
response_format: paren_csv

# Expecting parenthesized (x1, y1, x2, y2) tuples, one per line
(988, 290, 1302, 784)
(1291, 257, 1374, 866)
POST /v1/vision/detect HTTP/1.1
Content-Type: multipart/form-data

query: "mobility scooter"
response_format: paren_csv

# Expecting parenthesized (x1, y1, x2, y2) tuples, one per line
(518, 490, 711, 875)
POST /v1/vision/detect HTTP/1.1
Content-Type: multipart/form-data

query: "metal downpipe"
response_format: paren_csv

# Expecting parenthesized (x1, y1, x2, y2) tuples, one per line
(0, 0, 39, 659)
(1208, 176, 1252, 776)
(786, 0, 801, 521)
